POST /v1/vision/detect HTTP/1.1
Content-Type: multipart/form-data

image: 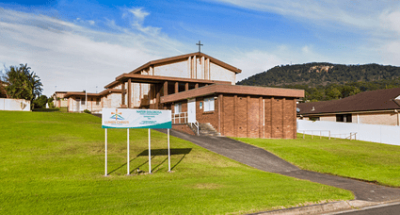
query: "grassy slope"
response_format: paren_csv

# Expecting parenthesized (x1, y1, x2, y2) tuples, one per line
(234, 135, 400, 187)
(0, 112, 353, 214)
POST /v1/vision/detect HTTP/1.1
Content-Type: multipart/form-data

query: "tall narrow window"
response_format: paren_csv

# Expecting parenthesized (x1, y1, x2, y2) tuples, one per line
(204, 97, 215, 112)
(174, 103, 182, 114)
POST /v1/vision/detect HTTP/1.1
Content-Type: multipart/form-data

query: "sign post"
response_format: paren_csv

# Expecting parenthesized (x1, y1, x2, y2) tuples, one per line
(102, 109, 172, 175)
(127, 128, 130, 175)
(168, 129, 171, 172)
(148, 128, 151, 174)
(105, 128, 107, 176)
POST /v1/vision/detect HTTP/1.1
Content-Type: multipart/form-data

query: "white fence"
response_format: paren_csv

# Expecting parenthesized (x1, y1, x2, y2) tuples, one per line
(297, 120, 400, 146)
(0, 98, 30, 111)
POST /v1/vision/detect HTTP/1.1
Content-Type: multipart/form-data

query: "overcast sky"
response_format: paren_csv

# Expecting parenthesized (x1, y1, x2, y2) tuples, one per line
(1, 0, 400, 96)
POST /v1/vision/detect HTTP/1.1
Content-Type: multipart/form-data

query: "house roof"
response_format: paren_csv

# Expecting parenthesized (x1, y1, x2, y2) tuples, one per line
(297, 87, 400, 115)
(64, 89, 122, 98)
(128, 52, 242, 75)
(161, 84, 304, 103)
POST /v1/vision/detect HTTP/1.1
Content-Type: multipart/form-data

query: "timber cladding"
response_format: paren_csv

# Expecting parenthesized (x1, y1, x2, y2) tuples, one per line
(218, 95, 297, 139)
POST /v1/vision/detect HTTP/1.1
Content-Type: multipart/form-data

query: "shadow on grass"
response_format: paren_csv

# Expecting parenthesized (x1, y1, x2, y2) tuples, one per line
(108, 148, 192, 175)
(108, 156, 140, 175)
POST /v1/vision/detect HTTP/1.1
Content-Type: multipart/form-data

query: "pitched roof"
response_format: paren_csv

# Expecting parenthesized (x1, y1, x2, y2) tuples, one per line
(128, 52, 242, 74)
(297, 87, 400, 115)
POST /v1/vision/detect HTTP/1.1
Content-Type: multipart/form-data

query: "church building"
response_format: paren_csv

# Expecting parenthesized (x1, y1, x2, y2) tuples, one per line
(63, 52, 304, 139)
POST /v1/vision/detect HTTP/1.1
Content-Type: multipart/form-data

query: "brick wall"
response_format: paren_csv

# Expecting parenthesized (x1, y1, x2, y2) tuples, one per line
(168, 94, 297, 139)
(219, 95, 297, 139)
(196, 96, 219, 131)
(172, 124, 195, 135)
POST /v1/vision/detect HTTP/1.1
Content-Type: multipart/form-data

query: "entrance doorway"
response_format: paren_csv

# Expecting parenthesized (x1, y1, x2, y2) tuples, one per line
(188, 99, 196, 123)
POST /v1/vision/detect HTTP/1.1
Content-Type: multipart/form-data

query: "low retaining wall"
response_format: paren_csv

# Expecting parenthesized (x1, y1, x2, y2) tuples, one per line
(0, 98, 30, 111)
(172, 124, 195, 136)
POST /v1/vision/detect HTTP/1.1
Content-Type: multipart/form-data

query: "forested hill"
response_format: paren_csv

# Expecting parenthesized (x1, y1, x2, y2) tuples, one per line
(237, 63, 400, 102)
(237, 63, 400, 86)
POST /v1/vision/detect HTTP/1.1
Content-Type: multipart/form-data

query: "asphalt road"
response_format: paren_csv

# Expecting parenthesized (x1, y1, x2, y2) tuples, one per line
(329, 203, 400, 215)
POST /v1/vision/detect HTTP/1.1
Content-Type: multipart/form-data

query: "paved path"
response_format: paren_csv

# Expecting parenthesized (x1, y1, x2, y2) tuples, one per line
(158, 129, 400, 202)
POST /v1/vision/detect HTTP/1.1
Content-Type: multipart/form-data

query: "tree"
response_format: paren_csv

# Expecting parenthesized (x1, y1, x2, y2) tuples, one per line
(326, 87, 341, 100)
(26, 70, 43, 109)
(33, 95, 48, 109)
(3, 64, 43, 109)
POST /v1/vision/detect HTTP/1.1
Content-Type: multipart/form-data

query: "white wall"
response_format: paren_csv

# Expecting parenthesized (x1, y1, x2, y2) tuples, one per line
(210, 62, 236, 84)
(297, 120, 400, 146)
(0, 98, 30, 111)
(154, 60, 188, 78)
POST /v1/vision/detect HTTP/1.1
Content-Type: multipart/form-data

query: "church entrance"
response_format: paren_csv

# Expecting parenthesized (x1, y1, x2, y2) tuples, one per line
(188, 99, 196, 123)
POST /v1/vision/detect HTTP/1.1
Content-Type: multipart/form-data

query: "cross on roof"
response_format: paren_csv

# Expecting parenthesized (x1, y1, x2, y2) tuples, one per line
(196, 40, 203, 53)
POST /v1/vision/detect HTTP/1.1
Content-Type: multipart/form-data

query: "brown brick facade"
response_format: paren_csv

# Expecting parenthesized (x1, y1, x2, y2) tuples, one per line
(171, 94, 297, 139)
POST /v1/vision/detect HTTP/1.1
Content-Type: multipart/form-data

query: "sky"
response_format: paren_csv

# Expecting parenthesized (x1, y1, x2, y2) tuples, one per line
(1, 0, 400, 96)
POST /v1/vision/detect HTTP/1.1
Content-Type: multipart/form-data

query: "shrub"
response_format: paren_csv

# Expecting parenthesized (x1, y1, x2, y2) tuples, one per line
(83, 109, 91, 114)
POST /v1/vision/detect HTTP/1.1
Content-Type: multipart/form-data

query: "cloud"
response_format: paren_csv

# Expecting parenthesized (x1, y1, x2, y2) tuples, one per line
(214, 0, 389, 30)
(214, 0, 400, 67)
(231, 50, 284, 81)
(0, 8, 184, 96)
(129, 8, 149, 21)
(123, 7, 161, 35)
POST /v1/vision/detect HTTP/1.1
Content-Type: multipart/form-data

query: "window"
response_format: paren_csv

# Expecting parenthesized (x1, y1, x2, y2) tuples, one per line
(81, 98, 85, 105)
(336, 114, 352, 123)
(199, 102, 203, 109)
(204, 97, 215, 112)
(174, 103, 182, 114)
(96, 98, 100, 105)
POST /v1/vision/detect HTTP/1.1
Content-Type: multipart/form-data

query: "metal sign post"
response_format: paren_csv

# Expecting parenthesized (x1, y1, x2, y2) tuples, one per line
(168, 129, 171, 172)
(148, 128, 151, 174)
(105, 128, 107, 176)
(127, 128, 130, 175)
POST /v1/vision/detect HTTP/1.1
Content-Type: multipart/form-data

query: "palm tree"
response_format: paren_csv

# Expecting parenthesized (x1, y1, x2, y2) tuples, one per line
(26, 70, 43, 109)
(4, 64, 30, 99)
(4, 64, 43, 110)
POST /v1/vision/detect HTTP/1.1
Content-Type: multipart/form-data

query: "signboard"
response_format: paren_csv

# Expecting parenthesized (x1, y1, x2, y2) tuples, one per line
(102, 108, 172, 129)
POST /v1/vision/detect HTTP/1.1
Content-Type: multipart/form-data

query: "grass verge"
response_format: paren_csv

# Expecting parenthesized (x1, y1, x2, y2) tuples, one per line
(234, 134, 400, 187)
(0, 111, 353, 214)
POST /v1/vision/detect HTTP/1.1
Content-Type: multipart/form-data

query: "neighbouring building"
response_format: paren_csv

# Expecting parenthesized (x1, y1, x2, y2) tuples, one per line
(52, 91, 68, 108)
(297, 87, 400, 126)
(63, 52, 304, 139)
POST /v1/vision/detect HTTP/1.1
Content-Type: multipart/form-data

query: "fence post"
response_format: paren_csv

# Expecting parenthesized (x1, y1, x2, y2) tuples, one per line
(350, 132, 352, 140)
(320, 131, 322, 139)
(329, 131, 331, 140)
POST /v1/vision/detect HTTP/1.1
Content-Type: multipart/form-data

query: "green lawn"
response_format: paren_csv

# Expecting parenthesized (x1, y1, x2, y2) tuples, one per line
(0, 111, 353, 214)
(234, 134, 400, 187)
